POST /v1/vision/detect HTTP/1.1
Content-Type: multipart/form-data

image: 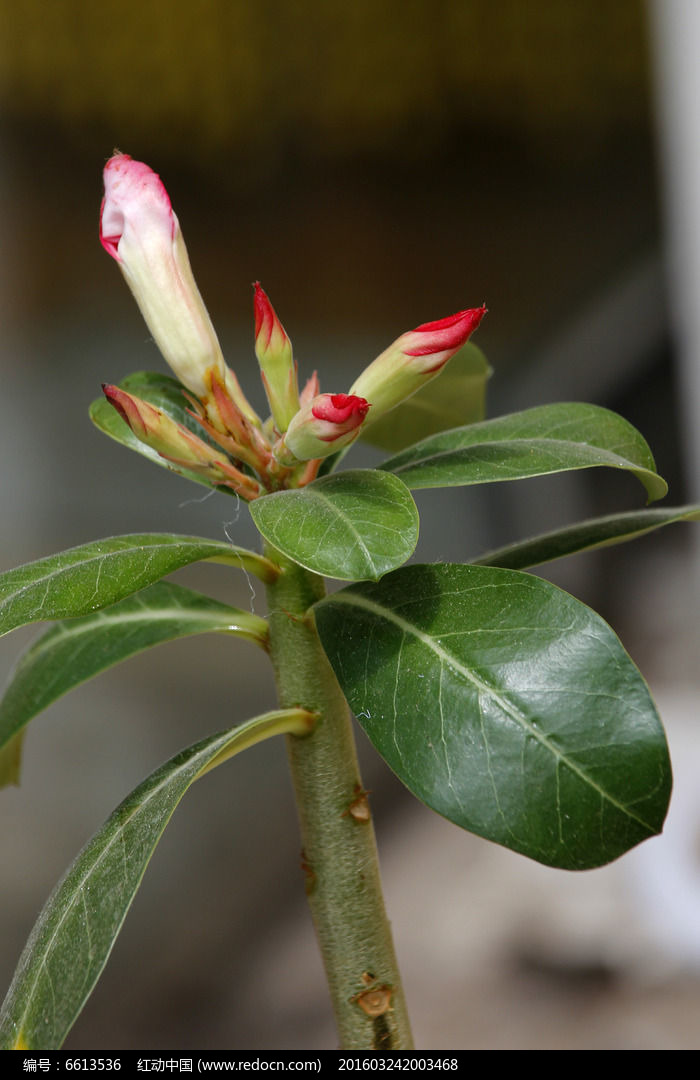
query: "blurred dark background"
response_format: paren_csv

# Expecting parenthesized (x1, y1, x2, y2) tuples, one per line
(1, 0, 699, 1051)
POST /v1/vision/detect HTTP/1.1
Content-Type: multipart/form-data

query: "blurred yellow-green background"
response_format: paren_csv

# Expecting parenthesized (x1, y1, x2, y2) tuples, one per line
(2, 0, 699, 1051)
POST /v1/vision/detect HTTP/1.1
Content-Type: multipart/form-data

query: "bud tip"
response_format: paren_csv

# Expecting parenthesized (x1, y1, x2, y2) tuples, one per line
(311, 393, 369, 431)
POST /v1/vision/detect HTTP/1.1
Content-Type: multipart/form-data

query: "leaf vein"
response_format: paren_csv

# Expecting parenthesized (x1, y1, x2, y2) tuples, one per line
(331, 590, 657, 831)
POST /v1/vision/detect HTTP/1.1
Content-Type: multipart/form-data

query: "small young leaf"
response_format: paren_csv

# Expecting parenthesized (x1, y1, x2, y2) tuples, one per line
(314, 563, 671, 870)
(0, 707, 314, 1051)
(360, 343, 491, 452)
(0, 582, 269, 760)
(473, 504, 700, 570)
(380, 403, 667, 501)
(0, 534, 279, 637)
(89, 371, 236, 495)
(250, 469, 419, 581)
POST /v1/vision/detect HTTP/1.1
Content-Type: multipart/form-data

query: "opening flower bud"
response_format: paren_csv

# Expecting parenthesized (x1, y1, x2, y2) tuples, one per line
(349, 305, 486, 423)
(279, 393, 370, 462)
(100, 154, 230, 402)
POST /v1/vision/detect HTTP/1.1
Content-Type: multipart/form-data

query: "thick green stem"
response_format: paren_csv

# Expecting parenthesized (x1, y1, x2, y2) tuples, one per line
(265, 548, 414, 1051)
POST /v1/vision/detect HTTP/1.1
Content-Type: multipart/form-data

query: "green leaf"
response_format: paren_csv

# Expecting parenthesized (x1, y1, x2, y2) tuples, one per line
(380, 403, 668, 501)
(474, 504, 700, 570)
(360, 343, 491, 452)
(250, 469, 419, 581)
(314, 563, 671, 870)
(90, 371, 238, 495)
(0, 534, 279, 637)
(0, 707, 314, 1051)
(0, 582, 269, 759)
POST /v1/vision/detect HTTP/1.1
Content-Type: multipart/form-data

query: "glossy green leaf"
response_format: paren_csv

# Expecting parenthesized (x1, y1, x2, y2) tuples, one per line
(0, 707, 314, 1051)
(474, 504, 700, 570)
(250, 469, 419, 580)
(314, 563, 671, 870)
(0, 534, 279, 637)
(360, 343, 491, 452)
(380, 403, 667, 501)
(0, 582, 268, 758)
(90, 371, 238, 494)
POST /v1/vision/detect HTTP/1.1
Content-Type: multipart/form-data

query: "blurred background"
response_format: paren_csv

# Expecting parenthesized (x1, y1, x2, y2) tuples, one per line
(1, 0, 699, 1051)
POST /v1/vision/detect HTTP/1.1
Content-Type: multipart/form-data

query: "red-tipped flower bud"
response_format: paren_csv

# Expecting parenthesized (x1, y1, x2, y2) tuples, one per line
(253, 282, 300, 432)
(103, 384, 222, 464)
(299, 370, 321, 407)
(102, 384, 260, 499)
(349, 305, 486, 422)
(279, 393, 370, 462)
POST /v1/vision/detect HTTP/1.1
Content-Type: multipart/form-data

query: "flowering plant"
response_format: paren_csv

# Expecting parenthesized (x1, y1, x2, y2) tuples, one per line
(0, 155, 698, 1051)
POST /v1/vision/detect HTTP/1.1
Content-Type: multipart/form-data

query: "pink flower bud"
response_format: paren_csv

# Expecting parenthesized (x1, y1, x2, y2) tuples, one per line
(253, 282, 300, 432)
(279, 393, 370, 462)
(102, 384, 260, 499)
(100, 154, 231, 403)
(349, 305, 486, 422)
(103, 383, 220, 463)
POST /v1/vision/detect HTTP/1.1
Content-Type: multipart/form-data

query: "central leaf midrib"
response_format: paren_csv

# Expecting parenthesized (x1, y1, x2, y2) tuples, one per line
(5, 746, 210, 1045)
(0, 539, 229, 611)
(304, 489, 377, 571)
(387, 436, 648, 476)
(51, 605, 248, 633)
(331, 590, 656, 832)
(4, 715, 289, 1046)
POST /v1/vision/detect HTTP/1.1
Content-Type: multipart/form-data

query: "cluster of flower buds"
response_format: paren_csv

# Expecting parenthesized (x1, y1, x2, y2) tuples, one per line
(99, 154, 485, 500)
